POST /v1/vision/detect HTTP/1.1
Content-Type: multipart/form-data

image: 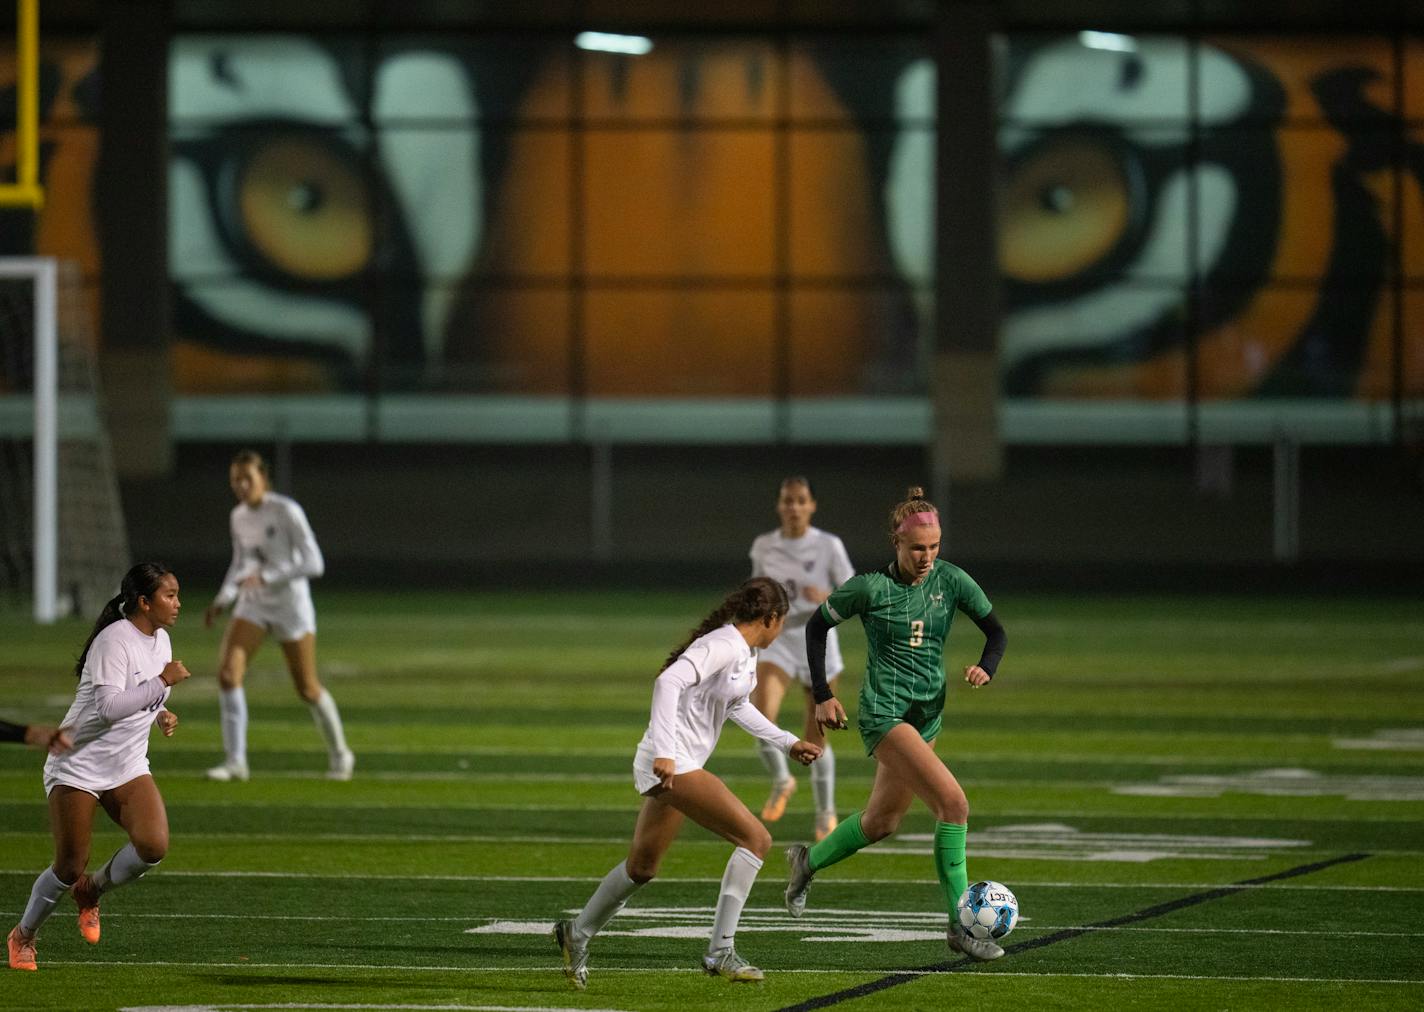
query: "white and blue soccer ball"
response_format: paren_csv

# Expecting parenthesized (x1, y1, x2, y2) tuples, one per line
(956, 880, 1019, 940)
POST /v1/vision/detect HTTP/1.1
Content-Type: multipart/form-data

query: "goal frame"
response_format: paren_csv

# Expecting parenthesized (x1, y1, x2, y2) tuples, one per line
(0, 255, 59, 621)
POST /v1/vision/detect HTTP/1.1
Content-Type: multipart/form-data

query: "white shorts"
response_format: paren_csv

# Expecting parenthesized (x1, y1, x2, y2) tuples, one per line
(757, 625, 843, 687)
(233, 594, 317, 643)
(44, 758, 151, 799)
(632, 743, 705, 795)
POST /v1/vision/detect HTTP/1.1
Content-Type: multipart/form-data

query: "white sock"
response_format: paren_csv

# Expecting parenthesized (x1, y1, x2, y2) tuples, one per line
(708, 846, 763, 955)
(308, 688, 350, 759)
(758, 738, 790, 784)
(572, 861, 642, 944)
(91, 842, 159, 893)
(19, 868, 73, 935)
(811, 741, 836, 815)
(219, 685, 248, 767)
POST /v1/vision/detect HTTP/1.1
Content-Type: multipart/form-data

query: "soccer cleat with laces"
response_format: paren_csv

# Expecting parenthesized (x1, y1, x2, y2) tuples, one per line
(814, 811, 838, 842)
(73, 876, 101, 944)
(784, 844, 815, 918)
(702, 947, 764, 982)
(7, 926, 36, 971)
(552, 919, 588, 990)
(947, 920, 1005, 961)
(326, 749, 356, 781)
(205, 760, 249, 783)
(759, 777, 796, 822)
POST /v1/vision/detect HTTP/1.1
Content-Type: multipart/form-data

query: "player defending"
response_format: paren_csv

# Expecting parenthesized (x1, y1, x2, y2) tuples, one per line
(782, 487, 1009, 961)
(553, 578, 821, 989)
(204, 450, 353, 782)
(748, 477, 854, 840)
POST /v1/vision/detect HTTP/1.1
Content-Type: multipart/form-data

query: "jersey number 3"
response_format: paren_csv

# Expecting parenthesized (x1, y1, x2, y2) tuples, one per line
(908, 620, 924, 647)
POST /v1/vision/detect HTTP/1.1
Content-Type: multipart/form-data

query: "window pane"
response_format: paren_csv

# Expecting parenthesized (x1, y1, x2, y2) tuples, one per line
(1198, 128, 1396, 285)
(789, 38, 932, 123)
(1207, 36, 1396, 125)
(581, 39, 778, 122)
(1197, 285, 1391, 399)
(999, 34, 1190, 126)
(169, 35, 367, 126)
(584, 129, 775, 277)
(790, 129, 910, 280)
(1001, 282, 1188, 398)
(373, 37, 570, 124)
(791, 288, 928, 396)
(999, 124, 1190, 287)
(400, 284, 571, 395)
(584, 289, 776, 396)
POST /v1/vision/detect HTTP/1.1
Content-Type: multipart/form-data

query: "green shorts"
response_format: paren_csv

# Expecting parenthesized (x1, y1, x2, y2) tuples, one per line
(858, 700, 942, 756)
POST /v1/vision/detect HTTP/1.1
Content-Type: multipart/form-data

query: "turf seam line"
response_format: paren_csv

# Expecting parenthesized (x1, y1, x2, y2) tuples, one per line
(772, 851, 1372, 1012)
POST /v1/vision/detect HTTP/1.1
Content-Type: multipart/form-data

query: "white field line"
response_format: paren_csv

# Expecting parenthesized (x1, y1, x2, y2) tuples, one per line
(7, 909, 1423, 938)
(1, 869, 1420, 891)
(123, 1007, 629, 1012)
(38, 959, 1424, 985)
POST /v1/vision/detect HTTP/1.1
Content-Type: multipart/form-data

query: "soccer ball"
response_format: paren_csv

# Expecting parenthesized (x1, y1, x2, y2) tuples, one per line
(956, 880, 1019, 940)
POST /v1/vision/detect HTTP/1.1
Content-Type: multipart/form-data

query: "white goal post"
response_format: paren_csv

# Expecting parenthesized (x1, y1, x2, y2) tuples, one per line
(0, 256, 128, 623)
(0, 257, 57, 621)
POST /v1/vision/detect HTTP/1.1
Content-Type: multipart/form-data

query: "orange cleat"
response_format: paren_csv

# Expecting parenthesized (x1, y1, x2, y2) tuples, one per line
(7, 926, 36, 971)
(73, 876, 100, 944)
(814, 811, 839, 842)
(760, 778, 797, 822)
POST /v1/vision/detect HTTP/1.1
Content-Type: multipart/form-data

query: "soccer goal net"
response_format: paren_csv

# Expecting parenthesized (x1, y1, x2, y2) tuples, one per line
(0, 257, 129, 622)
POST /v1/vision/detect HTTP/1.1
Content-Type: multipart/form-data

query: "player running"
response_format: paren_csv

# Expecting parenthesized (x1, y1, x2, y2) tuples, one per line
(204, 450, 353, 782)
(8, 563, 190, 972)
(782, 486, 1010, 961)
(747, 476, 855, 840)
(553, 578, 822, 989)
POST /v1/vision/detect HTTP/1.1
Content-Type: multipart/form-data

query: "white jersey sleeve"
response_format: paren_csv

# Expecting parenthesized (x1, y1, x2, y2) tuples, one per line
(260, 498, 325, 586)
(726, 697, 799, 752)
(647, 657, 699, 758)
(827, 533, 855, 588)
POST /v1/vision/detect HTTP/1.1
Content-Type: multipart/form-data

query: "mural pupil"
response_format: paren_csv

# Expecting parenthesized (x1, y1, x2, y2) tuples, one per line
(1039, 183, 1074, 214)
(286, 180, 324, 214)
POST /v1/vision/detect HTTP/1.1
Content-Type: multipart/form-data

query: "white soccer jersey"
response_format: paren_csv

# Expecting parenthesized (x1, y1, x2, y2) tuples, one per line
(749, 526, 855, 629)
(637, 625, 798, 777)
(45, 619, 171, 793)
(213, 492, 324, 612)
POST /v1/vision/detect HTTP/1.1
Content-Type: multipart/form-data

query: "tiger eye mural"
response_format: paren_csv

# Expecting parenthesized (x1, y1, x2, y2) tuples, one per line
(996, 34, 1424, 402)
(2, 33, 1420, 415)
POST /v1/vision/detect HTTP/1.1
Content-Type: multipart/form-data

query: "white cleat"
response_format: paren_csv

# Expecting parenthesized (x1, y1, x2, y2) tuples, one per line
(205, 760, 249, 782)
(948, 921, 1005, 961)
(784, 844, 814, 918)
(702, 947, 764, 982)
(552, 919, 588, 990)
(326, 749, 355, 781)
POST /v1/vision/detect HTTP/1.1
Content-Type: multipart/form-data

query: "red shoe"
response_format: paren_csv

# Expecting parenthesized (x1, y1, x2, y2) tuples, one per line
(7, 926, 36, 971)
(74, 876, 101, 944)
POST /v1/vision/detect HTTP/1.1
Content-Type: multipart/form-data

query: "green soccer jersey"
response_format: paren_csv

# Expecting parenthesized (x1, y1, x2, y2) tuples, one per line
(820, 558, 993, 725)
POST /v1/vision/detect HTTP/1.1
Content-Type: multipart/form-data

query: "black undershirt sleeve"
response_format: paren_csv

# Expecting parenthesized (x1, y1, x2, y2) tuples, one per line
(0, 719, 27, 744)
(970, 609, 1007, 679)
(806, 609, 836, 703)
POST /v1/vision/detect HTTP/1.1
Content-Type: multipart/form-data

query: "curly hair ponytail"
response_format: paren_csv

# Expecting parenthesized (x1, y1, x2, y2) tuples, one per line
(659, 577, 790, 673)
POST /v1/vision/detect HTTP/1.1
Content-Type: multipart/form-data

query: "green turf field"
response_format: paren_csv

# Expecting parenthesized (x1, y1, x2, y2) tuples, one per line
(1, 589, 1422, 1011)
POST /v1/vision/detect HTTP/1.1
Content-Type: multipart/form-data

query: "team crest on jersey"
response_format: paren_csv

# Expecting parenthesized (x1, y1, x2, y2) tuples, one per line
(804, 561, 814, 572)
(266, 525, 277, 538)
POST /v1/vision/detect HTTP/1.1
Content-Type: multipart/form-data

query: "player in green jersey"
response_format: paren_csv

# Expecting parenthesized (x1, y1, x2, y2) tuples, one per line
(783, 486, 1009, 961)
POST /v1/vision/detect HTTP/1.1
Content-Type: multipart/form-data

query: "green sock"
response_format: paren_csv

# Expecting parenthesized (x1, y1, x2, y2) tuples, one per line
(934, 821, 968, 912)
(807, 811, 870, 872)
